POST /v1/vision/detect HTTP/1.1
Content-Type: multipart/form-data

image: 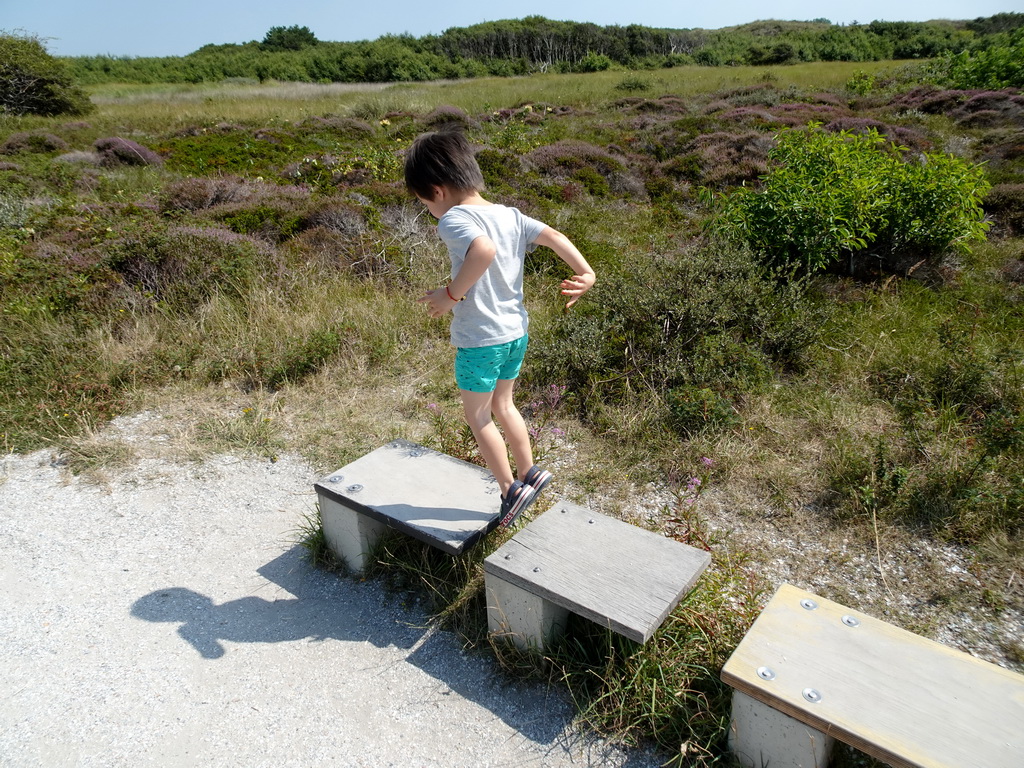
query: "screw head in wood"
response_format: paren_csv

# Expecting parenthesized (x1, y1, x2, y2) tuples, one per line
(802, 688, 822, 703)
(329, 475, 343, 483)
(800, 599, 818, 610)
(842, 615, 860, 627)
(757, 666, 776, 681)
(347, 484, 363, 493)
(533, 567, 541, 573)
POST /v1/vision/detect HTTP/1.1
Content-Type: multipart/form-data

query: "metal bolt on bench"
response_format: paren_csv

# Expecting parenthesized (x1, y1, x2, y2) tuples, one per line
(722, 583, 1024, 768)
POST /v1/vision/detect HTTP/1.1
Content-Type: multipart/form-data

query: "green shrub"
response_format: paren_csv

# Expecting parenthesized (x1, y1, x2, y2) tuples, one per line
(718, 125, 990, 274)
(531, 241, 824, 426)
(0, 32, 93, 116)
(574, 51, 613, 73)
(935, 29, 1024, 89)
(666, 386, 739, 435)
(615, 75, 652, 93)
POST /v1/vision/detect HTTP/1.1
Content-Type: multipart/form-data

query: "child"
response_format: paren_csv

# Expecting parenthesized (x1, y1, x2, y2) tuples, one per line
(405, 126, 596, 528)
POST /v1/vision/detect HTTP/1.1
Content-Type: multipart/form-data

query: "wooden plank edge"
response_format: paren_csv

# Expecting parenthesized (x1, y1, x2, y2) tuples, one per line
(483, 556, 709, 644)
(315, 484, 486, 556)
(721, 669, 927, 768)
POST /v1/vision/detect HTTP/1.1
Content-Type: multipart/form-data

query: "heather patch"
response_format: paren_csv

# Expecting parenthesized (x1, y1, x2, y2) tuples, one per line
(615, 95, 690, 114)
(663, 131, 773, 188)
(717, 107, 781, 128)
(526, 141, 625, 177)
(978, 131, 1024, 184)
(296, 115, 376, 137)
(1, 131, 69, 154)
(822, 117, 931, 152)
(770, 102, 849, 123)
(523, 140, 644, 199)
(952, 90, 1024, 126)
(985, 184, 1024, 237)
(421, 104, 476, 129)
(105, 223, 278, 311)
(302, 200, 368, 237)
(711, 83, 786, 108)
(888, 86, 973, 115)
(94, 137, 163, 167)
(283, 225, 356, 268)
(160, 176, 254, 213)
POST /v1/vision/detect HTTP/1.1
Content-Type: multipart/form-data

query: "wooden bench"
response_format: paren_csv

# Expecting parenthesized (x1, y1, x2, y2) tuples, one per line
(313, 440, 500, 572)
(721, 583, 1024, 768)
(483, 500, 711, 650)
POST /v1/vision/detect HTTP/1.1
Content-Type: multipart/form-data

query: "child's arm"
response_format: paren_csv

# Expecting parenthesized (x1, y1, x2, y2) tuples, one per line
(418, 236, 496, 318)
(534, 227, 596, 308)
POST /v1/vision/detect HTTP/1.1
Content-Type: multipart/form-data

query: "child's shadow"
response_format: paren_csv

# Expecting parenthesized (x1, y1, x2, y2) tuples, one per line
(131, 546, 422, 660)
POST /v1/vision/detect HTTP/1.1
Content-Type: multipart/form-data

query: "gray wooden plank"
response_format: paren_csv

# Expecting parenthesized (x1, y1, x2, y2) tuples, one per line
(314, 440, 500, 555)
(722, 583, 1024, 768)
(483, 501, 711, 643)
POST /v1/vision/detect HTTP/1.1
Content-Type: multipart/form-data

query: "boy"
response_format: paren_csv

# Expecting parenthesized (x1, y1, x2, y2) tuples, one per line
(405, 126, 595, 528)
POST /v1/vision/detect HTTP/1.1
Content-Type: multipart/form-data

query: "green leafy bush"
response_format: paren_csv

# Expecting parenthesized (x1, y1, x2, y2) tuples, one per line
(0, 32, 93, 116)
(718, 125, 990, 273)
(935, 29, 1024, 89)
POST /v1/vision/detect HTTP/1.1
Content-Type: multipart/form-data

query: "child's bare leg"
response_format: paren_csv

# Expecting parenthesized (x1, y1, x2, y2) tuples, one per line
(491, 378, 534, 481)
(460, 389, 515, 496)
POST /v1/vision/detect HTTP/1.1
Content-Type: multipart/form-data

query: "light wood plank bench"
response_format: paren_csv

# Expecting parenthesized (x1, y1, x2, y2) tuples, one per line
(721, 583, 1024, 768)
(483, 500, 711, 650)
(313, 440, 500, 572)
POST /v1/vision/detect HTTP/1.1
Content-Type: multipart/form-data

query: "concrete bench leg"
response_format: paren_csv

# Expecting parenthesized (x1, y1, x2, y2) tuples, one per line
(728, 690, 834, 768)
(318, 495, 386, 573)
(485, 573, 569, 652)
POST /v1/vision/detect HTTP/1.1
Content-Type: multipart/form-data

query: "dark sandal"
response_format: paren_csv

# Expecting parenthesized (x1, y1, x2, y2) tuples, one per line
(522, 465, 552, 494)
(498, 480, 537, 528)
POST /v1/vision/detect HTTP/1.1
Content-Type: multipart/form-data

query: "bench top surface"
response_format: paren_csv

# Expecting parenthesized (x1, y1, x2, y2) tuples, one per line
(314, 440, 499, 555)
(483, 501, 711, 643)
(722, 583, 1024, 768)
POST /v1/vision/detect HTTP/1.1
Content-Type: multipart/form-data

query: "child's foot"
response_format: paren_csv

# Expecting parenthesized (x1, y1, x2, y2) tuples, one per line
(522, 465, 553, 494)
(498, 480, 537, 528)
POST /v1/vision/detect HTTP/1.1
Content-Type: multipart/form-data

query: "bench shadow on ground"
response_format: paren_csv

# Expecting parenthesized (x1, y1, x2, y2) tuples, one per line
(132, 544, 643, 758)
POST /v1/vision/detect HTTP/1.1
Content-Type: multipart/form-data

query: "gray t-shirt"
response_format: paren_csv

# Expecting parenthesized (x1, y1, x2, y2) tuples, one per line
(437, 204, 547, 349)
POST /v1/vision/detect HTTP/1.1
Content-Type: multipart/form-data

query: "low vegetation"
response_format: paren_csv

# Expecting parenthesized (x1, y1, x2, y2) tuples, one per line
(2, 47, 1021, 766)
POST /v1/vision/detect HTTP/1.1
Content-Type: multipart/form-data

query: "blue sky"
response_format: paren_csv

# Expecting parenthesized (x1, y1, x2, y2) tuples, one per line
(2, 0, 1017, 57)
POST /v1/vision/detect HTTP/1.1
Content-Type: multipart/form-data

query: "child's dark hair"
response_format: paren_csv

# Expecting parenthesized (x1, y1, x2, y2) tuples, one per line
(404, 126, 485, 200)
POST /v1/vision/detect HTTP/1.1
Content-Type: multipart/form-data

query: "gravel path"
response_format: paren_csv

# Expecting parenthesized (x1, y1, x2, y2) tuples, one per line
(0, 436, 662, 767)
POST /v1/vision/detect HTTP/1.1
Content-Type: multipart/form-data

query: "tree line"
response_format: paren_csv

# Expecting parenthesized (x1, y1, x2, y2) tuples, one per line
(54, 13, 1024, 85)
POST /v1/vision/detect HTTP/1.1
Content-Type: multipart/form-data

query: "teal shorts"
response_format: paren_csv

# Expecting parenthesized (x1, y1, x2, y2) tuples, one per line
(455, 335, 528, 393)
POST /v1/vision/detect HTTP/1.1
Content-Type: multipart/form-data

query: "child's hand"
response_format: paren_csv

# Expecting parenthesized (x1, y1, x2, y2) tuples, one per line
(417, 287, 457, 318)
(560, 272, 596, 308)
